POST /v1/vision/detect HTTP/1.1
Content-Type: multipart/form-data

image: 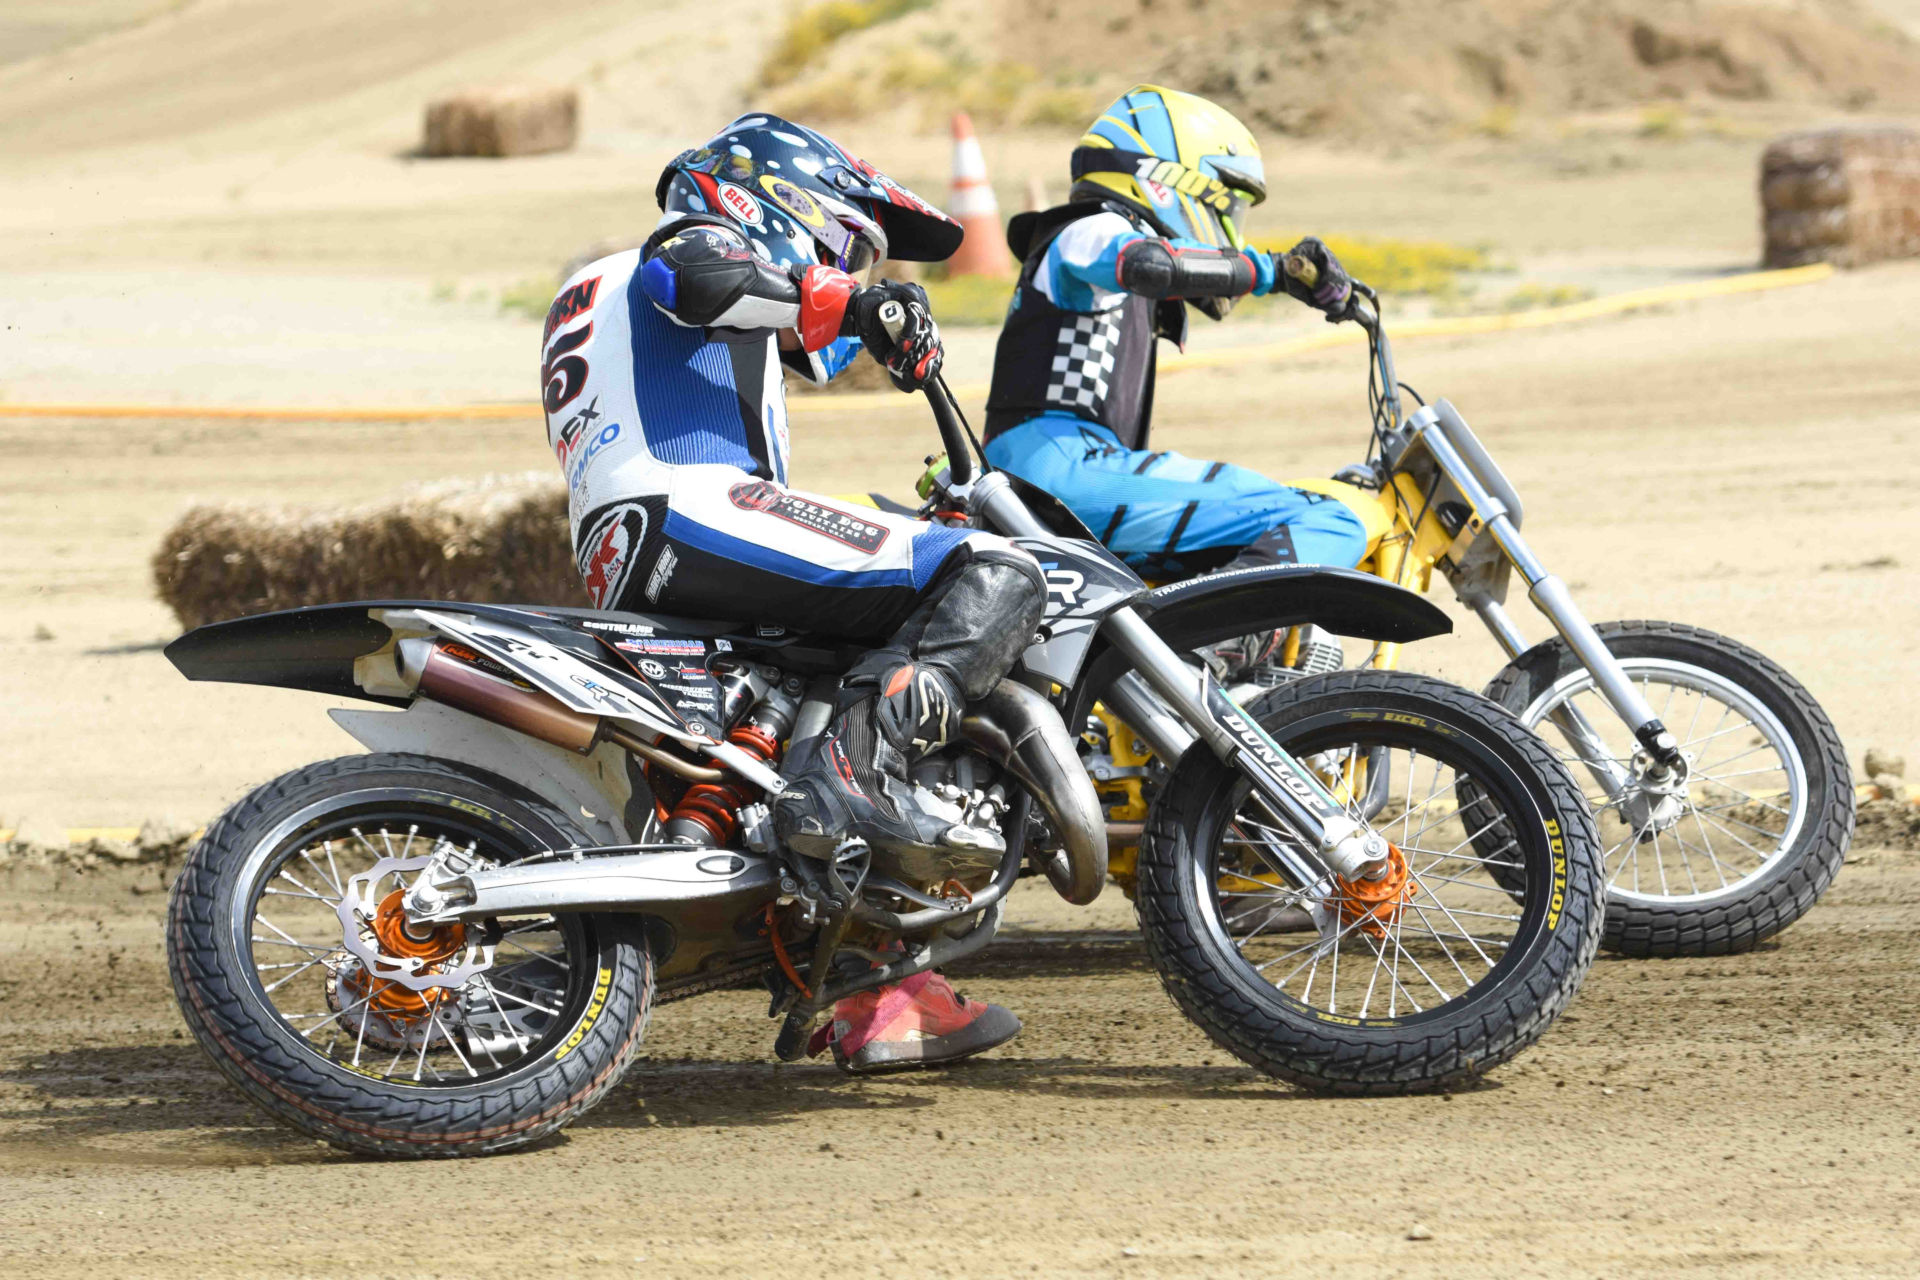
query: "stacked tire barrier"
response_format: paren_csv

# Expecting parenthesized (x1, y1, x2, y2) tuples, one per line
(423, 85, 578, 158)
(1762, 127, 1920, 268)
(153, 473, 580, 630)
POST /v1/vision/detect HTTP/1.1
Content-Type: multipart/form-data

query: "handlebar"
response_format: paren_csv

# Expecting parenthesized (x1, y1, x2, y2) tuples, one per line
(878, 297, 976, 486)
(1281, 252, 1379, 331)
(1282, 252, 1397, 431)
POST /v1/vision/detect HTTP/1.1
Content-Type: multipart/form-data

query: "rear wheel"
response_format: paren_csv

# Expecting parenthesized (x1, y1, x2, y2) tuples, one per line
(1485, 621, 1852, 956)
(167, 753, 654, 1158)
(1135, 670, 1602, 1093)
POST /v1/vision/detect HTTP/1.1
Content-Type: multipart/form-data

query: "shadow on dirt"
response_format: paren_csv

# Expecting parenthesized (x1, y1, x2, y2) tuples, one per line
(955, 935, 1153, 979)
(81, 639, 170, 656)
(1, 1035, 1505, 1167)
(585, 1055, 1345, 1136)
(0, 1043, 326, 1163)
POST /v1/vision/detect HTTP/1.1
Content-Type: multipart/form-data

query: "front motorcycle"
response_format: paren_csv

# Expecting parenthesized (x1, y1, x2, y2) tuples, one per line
(162, 320, 1603, 1156)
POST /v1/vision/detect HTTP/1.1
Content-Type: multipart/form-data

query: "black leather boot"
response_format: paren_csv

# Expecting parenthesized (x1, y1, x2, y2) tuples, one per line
(774, 556, 1046, 874)
(774, 658, 1002, 867)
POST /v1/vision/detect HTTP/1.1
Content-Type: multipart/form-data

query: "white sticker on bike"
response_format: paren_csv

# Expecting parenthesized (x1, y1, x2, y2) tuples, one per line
(416, 610, 705, 742)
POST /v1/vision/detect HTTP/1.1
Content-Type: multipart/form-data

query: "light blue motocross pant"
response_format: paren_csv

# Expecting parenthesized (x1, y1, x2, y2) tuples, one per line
(983, 413, 1370, 578)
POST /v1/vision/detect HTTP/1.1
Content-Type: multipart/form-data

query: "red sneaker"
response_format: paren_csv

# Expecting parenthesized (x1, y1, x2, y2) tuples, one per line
(807, 971, 1020, 1074)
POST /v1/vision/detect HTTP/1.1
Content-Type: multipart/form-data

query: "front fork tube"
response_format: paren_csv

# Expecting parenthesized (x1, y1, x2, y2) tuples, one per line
(1475, 513, 1683, 777)
(967, 469, 1384, 885)
(1468, 595, 1638, 799)
(1099, 607, 1389, 886)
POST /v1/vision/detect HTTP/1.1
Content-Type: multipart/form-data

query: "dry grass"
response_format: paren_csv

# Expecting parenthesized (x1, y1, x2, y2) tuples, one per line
(917, 271, 1016, 326)
(153, 472, 581, 629)
(757, 0, 933, 88)
(1434, 280, 1596, 316)
(1246, 234, 1495, 307)
(768, 45, 1102, 130)
(498, 275, 559, 321)
(421, 86, 578, 158)
(1637, 103, 1686, 139)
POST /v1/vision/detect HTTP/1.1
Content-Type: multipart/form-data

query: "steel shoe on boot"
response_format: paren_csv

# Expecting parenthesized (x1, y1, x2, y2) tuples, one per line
(774, 662, 1003, 865)
(806, 970, 1022, 1073)
(1198, 629, 1284, 684)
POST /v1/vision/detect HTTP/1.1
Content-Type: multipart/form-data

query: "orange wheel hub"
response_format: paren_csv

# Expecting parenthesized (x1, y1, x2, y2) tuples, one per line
(368, 889, 466, 964)
(345, 890, 469, 1022)
(1333, 844, 1417, 939)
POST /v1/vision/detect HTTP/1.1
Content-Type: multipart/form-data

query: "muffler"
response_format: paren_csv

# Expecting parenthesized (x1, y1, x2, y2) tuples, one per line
(397, 638, 722, 781)
(963, 679, 1106, 904)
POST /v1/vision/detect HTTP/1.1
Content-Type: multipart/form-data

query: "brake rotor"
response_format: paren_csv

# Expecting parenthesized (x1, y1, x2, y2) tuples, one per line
(324, 853, 495, 1050)
(334, 855, 493, 992)
(1332, 843, 1417, 939)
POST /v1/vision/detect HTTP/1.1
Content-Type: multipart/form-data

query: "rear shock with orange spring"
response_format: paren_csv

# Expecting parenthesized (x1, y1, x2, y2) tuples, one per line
(663, 721, 781, 845)
(661, 675, 802, 846)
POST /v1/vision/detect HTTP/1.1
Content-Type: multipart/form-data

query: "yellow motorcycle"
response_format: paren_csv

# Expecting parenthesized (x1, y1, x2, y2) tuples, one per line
(888, 269, 1851, 960)
(1112, 270, 1852, 959)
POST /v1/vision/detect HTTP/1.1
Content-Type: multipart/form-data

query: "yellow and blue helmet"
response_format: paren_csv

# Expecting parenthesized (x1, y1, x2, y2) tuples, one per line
(1071, 85, 1266, 253)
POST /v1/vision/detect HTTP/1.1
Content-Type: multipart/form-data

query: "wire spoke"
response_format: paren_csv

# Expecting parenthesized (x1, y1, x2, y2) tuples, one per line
(260, 954, 330, 994)
(498, 937, 572, 971)
(1691, 810, 1771, 859)
(294, 993, 371, 1039)
(482, 984, 563, 1016)
(428, 1004, 478, 1079)
(263, 887, 336, 905)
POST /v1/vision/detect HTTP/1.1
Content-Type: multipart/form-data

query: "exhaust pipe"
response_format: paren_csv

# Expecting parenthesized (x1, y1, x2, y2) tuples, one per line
(410, 639, 599, 751)
(398, 639, 722, 781)
(963, 679, 1106, 904)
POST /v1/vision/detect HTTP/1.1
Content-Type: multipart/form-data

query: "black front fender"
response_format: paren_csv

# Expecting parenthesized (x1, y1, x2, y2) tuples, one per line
(1061, 565, 1450, 733)
(1138, 564, 1450, 651)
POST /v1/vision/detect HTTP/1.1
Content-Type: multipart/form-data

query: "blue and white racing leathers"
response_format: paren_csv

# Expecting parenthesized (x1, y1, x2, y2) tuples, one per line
(543, 224, 1004, 641)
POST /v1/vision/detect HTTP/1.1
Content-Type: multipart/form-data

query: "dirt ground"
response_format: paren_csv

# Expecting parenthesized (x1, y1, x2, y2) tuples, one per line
(1, 853, 1916, 1278)
(4, 257, 1918, 1279)
(5, 1, 1920, 1274)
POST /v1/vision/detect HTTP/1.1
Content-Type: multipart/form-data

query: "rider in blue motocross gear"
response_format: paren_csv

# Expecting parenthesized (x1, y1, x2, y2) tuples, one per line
(982, 86, 1371, 599)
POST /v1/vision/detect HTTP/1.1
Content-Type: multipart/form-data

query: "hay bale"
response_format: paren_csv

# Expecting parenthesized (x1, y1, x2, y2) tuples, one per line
(423, 85, 578, 158)
(1762, 126, 1920, 268)
(153, 473, 583, 630)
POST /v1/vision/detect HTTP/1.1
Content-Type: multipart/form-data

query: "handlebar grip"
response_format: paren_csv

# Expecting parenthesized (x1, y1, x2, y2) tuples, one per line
(1282, 252, 1320, 289)
(876, 297, 975, 486)
(876, 298, 907, 343)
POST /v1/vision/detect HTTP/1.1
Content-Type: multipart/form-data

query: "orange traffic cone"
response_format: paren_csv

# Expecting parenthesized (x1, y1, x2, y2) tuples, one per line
(945, 112, 1009, 278)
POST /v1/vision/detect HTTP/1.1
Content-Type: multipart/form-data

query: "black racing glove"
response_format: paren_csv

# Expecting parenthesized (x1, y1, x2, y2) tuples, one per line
(1277, 236, 1353, 318)
(845, 280, 944, 393)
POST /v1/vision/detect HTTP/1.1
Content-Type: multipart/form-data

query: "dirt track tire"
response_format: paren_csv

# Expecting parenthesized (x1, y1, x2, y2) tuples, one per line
(1134, 670, 1603, 1094)
(167, 752, 654, 1158)
(1485, 620, 1852, 958)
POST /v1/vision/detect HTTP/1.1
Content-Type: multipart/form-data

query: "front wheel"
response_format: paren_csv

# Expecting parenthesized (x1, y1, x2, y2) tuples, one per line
(1485, 620, 1853, 957)
(1135, 670, 1604, 1094)
(167, 753, 655, 1158)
